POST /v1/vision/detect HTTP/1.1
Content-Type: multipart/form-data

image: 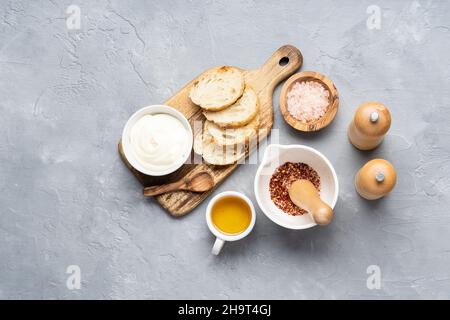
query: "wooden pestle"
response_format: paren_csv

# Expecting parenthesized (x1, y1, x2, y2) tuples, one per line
(288, 179, 334, 226)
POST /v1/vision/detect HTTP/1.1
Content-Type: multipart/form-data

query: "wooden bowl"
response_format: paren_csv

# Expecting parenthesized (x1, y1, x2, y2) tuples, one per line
(280, 71, 339, 132)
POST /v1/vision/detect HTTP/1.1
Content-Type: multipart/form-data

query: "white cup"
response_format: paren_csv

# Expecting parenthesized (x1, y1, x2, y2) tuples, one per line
(206, 191, 256, 255)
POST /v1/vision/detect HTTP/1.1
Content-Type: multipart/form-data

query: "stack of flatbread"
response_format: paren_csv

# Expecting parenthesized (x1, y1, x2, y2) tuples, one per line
(190, 66, 260, 165)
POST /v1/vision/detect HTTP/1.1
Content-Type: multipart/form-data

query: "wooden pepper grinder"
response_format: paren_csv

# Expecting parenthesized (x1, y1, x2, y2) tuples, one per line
(348, 102, 391, 150)
(355, 159, 397, 200)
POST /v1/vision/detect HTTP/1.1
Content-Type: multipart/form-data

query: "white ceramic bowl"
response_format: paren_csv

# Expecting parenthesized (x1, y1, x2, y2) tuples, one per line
(121, 105, 193, 176)
(254, 144, 339, 230)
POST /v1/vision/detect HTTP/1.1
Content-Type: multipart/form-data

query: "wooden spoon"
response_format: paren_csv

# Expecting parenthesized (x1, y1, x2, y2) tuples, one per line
(288, 179, 334, 226)
(143, 172, 214, 197)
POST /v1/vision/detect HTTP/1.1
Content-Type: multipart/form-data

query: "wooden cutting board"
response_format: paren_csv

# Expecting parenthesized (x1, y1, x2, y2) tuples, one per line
(118, 45, 303, 216)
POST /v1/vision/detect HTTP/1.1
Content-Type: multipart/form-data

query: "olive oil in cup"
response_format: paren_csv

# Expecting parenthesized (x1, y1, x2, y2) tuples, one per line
(206, 191, 256, 255)
(211, 196, 252, 234)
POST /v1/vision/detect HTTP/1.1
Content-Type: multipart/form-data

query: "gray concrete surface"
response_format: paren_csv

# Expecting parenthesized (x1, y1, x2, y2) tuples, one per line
(1, 0, 450, 299)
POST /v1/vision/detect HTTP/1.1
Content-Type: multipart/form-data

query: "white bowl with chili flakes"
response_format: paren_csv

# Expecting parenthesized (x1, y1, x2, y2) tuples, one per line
(254, 144, 339, 230)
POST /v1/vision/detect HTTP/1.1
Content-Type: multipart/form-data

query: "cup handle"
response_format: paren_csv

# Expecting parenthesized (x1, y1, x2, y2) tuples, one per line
(211, 238, 225, 255)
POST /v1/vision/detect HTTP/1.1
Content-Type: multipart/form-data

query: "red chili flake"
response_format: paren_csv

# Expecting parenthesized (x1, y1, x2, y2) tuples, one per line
(269, 162, 320, 216)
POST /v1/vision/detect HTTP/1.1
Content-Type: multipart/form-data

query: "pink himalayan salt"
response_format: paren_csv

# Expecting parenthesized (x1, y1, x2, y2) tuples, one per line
(286, 81, 330, 123)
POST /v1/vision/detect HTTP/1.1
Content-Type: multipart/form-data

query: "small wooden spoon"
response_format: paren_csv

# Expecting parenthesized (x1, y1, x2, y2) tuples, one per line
(143, 172, 214, 197)
(288, 179, 334, 226)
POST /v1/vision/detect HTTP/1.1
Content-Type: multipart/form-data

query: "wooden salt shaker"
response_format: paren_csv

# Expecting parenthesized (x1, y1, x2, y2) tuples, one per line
(355, 159, 397, 200)
(348, 102, 391, 150)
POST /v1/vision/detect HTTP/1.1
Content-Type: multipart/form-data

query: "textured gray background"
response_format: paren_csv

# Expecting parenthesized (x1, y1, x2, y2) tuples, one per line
(1, 0, 449, 299)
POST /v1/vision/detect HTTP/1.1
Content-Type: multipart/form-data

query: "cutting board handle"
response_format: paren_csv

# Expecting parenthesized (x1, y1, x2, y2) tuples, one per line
(257, 45, 303, 91)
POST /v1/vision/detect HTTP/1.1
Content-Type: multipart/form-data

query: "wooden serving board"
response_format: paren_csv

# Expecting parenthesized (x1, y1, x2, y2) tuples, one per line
(119, 45, 303, 216)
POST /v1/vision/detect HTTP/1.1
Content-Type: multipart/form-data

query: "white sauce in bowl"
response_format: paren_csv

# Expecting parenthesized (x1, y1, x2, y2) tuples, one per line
(129, 113, 190, 172)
